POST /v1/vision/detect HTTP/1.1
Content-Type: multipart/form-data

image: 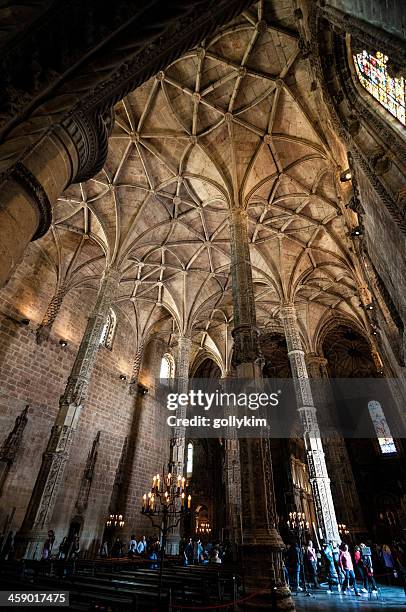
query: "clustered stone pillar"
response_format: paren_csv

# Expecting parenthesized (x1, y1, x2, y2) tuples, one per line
(0, 128, 79, 288)
(0, 111, 112, 289)
(280, 304, 340, 544)
(166, 334, 191, 556)
(0, 405, 29, 496)
(221, 375, 242, 555)
(305, 354, 365, 534)
(15, 266, 120, 559)
(229, 207, 294, 609)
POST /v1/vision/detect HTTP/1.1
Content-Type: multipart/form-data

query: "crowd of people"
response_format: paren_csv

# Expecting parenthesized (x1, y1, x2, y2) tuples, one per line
(285, 538, 406, 597)
(181, 538, 230, 565)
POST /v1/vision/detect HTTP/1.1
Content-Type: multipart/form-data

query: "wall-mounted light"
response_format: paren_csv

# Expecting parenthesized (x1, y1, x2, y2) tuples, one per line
(340, 169, 352, 182)
(350, 226, 362, 237)
(59, 339, 68, 347)
(119, 374, 127, 381)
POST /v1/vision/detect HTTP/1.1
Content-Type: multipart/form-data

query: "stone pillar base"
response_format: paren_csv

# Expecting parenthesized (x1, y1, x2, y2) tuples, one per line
(239, 538, 295, 611)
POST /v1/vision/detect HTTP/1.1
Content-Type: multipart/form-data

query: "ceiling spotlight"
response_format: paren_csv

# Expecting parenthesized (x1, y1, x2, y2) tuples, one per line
(340, 169, 352, 182)
(365, 303, 374, 311)
(371, 328, 378, 336)
(119, 374, 127, 381)
(20, 318, 30, 326)
(351, 227, 362, 237)
(59, 339, 68, 347)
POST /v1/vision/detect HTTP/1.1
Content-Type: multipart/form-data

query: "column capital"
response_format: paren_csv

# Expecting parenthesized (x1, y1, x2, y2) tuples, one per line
(279, 302, 297, 319)
(305, 353, 328, 368)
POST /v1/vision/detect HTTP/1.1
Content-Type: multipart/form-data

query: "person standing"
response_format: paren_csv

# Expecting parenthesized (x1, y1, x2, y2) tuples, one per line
(306, 540, 319, 588)
(128, 534, 137, 558)
(288, 542, 302, 591)
(381, 544, 395, 584)
(332, 541, 344, 587)
(184, 538, 193, 566)
(58, 536, 68, 560)
(193, 539, 203, 564)
(41, 530, 55, 560)
(323, 542, 338, 593)
(360, 543, 378, 592)
(339, 544, 361, 596)
(137, 535, 147, 555)
(68, 536, 80, 560)
(354, 545, 368, 593)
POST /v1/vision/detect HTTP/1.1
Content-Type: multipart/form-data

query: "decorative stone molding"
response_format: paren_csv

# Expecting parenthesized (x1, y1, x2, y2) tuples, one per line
(0, 405, 29, 496)
(10, 162, 52, 241)
(128, 341, 145, 396)
(61, 108, 114, 184)
(36, 283, 69, 344)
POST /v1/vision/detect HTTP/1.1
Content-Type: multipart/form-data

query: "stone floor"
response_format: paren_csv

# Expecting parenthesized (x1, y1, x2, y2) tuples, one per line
(294, 585, 406, 610)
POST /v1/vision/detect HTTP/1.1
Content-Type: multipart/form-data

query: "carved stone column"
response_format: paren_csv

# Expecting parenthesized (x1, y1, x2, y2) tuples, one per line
(305, 354, 365, 534)
(229, 208, 294, 610)
(280, 304, 339, 544)
(0, 111, 112, 289)
(0, 405, 29, 496)
(221, 375, 242, 554)
(230, 209, 262, 379)
(15, 266, 120, 559)
(128, 341, 145, 396)
(166, 334, 191, 555)
(36, 283, 69, 344)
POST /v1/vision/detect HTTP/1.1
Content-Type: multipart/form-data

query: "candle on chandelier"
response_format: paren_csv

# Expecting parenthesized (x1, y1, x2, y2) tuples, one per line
(187, 494, 191, 509)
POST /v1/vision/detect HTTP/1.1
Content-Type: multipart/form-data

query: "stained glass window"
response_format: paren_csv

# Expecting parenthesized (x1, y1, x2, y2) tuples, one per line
(368, 400, 397, 454)
(354, 50, 405, 125)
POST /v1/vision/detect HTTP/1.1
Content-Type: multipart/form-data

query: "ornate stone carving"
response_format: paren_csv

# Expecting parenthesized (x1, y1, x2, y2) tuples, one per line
(61, 108, 114, 183)
(128, 341, 144, 396)
(280, 303, 340, 543)
(9, 162, 52, 241)
(36, 283, 69, 344)
(0, 405, 29, 496)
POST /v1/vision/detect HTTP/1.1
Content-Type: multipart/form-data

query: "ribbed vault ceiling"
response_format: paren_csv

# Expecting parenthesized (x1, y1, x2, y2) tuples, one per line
(37, 0, 369, 369)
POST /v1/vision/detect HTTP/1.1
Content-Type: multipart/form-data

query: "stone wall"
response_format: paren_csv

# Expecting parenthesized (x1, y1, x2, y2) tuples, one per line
(324, 0, 406, 42)
(0, 246, 169, 555)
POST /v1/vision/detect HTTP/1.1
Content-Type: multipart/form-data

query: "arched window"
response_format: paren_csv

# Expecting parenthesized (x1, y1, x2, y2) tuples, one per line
(100, 308, 117, 349)
(160, 353, 175, 381)
(368, 400, 397, 454)
(186, 442, 193, 477)
(354, 50, 405, 125)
